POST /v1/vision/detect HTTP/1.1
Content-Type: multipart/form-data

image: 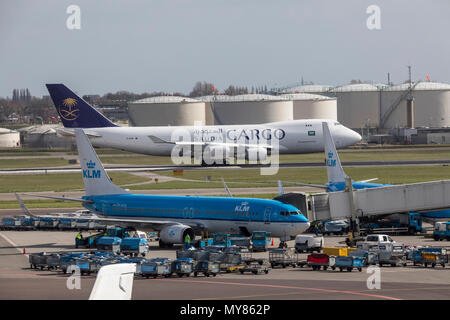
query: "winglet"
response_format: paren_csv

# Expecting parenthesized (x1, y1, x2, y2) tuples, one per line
(89, 263, 136, 300)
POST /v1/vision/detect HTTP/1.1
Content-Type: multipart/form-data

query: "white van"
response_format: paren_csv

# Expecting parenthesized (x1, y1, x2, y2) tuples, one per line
(295, 235, 323, 253)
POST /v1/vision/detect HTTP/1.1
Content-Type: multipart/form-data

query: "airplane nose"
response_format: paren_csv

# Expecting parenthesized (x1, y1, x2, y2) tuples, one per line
(344, 128, 361, 146)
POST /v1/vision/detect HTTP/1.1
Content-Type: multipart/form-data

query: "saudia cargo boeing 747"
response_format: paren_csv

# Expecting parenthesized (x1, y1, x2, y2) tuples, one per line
(46, 84, 361, 164)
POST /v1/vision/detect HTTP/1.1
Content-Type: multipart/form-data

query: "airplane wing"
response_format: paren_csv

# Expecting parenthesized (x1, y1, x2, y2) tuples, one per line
(279, 181, 328, 189)
(357, 178, 379, 183)
(148, 135, 274, 149)
(56, 128, 102, 138)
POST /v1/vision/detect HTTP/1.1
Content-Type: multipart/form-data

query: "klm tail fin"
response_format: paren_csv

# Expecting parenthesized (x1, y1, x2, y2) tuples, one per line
(75, 129, 129, 196)
(46, 84, 117, 128)
(322, 122, 348, 183)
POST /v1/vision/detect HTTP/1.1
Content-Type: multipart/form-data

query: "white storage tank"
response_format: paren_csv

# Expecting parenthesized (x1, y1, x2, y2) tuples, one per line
(280, 93, 337, 120)
(332, 83, 383, 129)
(209, 94, 293, 125)
(281, 84, 333, 95)
(380, 82, 450, 128)
(127, 96, 206, 126)
(0, 128, 20, 148)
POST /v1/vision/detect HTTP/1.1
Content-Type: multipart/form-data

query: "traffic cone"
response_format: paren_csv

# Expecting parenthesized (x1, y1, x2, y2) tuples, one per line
(23, 248, 26, 254)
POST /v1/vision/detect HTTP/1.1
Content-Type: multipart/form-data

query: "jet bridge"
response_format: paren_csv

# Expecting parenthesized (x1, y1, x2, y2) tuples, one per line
(297, 180, 450, 222)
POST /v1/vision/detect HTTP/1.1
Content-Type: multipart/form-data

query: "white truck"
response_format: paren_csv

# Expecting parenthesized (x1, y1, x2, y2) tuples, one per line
(356, 234, 403, 253)
(294, 235, 323, 253)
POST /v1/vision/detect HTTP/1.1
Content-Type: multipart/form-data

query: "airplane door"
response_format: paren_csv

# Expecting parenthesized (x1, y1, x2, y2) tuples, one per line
(264, 207, 272, 224)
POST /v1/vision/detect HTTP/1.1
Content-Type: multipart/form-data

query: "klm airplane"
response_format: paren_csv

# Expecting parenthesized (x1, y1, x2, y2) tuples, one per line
(286, 122, 450, 220)
(30, 129, 310, 248)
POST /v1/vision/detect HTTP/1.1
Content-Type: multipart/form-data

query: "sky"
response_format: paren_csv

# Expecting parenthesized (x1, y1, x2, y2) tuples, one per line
(1, 0, 450, 98)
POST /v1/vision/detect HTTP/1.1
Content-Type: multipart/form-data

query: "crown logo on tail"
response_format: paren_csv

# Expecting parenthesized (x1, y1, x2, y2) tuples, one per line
(86, 160, 96, 169)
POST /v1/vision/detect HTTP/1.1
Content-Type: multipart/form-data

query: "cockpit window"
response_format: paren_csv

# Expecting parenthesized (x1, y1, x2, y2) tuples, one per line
(280, 210, 302, 216)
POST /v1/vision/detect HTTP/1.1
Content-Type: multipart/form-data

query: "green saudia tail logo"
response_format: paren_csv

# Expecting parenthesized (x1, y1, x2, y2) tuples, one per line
(83, 160, 101, 178)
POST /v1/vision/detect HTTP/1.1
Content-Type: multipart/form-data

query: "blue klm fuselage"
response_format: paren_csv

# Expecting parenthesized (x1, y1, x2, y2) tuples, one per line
(81, 194, 310, 236)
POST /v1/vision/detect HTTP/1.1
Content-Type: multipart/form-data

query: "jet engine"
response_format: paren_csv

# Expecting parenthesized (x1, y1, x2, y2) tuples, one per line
(159, 224, 195, 247)
(202, 145, 232, 165)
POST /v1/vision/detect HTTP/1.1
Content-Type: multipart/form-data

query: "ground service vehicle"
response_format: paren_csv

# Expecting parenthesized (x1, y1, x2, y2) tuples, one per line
(251, 231, 272, 252)
(433, 222, 450, 241)
(295, 235, 323, 253)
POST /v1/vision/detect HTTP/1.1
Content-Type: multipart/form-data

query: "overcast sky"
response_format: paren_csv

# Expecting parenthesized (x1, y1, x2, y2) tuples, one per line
(1, 0, 449, 98)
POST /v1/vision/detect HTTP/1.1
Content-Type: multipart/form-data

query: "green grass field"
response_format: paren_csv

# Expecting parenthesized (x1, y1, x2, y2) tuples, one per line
(0, 172, 150, 193)
(155, 165, 450, 186)
(0, 147, 449, 169)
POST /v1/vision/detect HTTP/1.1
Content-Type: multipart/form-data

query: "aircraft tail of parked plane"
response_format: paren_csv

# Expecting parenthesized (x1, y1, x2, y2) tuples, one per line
(75, 128, 130, 196)
(323, 121, 349, 184)
(46, 84, 117, 128)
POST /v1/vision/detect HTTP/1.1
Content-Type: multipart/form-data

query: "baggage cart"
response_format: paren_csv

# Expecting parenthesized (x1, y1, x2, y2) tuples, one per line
(193, 260, 219, 277)
(333, 255, 365, 272)
(38, 217, 59, 230)
(375, 250, 407, 267)
(120, 237, 149, 257)
(141, 259, 172, 278)
(240, 251, 266, 266)
(171, 258, 193, 277)
(58, 218, 76, 230)
(239, 261, 271, 275)
(412, 248, 448, 268)
(269, 248, 300, 268)
(307, 253, 330, 270)
(45, 253, 62, 270)
(59, 252, 86, 274)
(29, 252, 51, 270)
(220, 263, 245, 273)
(349, 250, 377, 265)
(95, 236, 121, 254)
(75, 258, 98, 275)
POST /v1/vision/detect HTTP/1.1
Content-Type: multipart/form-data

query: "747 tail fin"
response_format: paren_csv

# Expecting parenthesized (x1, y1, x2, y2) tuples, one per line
(46, 84, 117, 128)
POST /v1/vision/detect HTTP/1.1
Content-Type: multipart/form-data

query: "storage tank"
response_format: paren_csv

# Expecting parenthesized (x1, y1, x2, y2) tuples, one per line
(127, 96, 206, 126)
(281, 84, 333, 95)
(0, 128, 20, 148)
(380, 82, 450, 129)
(280, 93, 337, 120)
(332, 83, 383, 129)
(209, 94, 293, 125)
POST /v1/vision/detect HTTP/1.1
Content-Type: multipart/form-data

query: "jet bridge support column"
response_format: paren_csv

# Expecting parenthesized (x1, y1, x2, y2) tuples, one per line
(345, 177, 360, 239)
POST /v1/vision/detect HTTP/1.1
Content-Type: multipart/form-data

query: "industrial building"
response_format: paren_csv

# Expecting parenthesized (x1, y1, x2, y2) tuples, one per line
(332, 83, 386, 129)
(0, 128, 20, 148)
(380, 82, 450, 129)
(280, 93, 337, 121)
(18, 125, 73, 149)
(127, 96, 206, 126)
(199, 94, 293, 125)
